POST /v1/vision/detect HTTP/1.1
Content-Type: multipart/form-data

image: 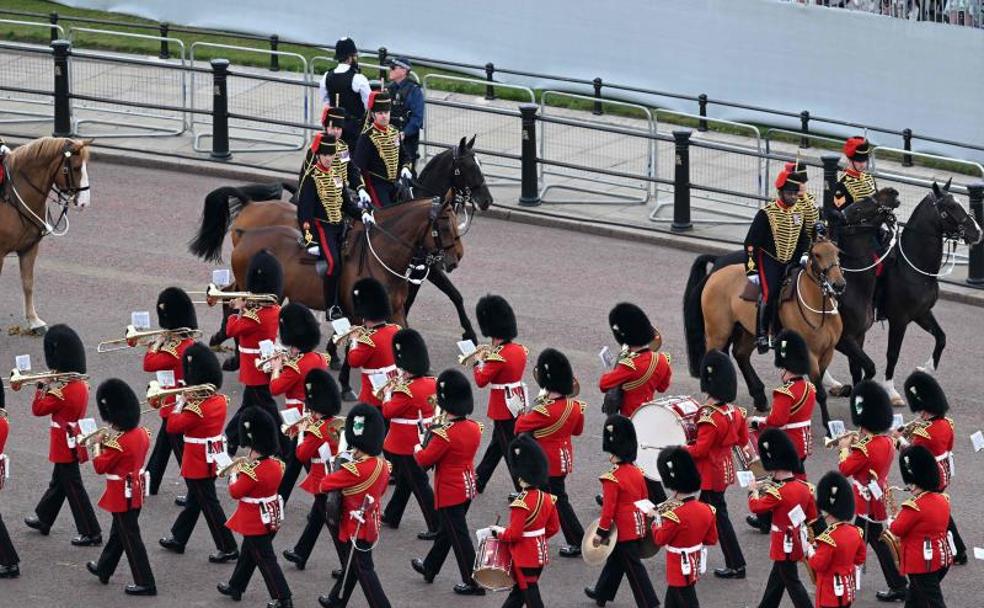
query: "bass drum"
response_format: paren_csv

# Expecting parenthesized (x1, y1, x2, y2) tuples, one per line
(630, 396, 701, 481)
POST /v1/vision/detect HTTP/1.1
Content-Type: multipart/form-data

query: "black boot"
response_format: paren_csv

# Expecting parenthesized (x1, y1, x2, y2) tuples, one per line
(755, 297, 772, 354)
(321, 273, 341, 323)
(874, 275, 888, 322)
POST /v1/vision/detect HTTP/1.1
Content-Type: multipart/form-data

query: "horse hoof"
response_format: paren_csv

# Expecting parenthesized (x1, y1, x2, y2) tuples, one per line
(221, 356, 240, 372)
(29, 324, 48, 336)
(341, 388, 358, 402)
(828, 385, 851, 398)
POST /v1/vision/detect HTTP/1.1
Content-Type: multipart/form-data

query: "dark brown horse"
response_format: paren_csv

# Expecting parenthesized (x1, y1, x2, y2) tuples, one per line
(0, 136, 92, 333)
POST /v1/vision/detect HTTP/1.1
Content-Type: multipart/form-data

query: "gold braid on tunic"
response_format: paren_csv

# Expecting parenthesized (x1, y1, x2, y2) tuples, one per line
(369, 126, 401, 180)
(794, 193, 821, 241)
(840, 171, 877, 203)
(763, 201, 806, 263)
(310, 165, 344, 223)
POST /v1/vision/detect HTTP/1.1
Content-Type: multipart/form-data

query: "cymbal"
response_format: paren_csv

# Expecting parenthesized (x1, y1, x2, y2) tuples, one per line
(581, 518, 617, 566)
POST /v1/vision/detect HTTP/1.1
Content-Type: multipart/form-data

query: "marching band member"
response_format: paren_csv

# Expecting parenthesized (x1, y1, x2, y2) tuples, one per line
(85, 379, 156, 596)
(353, 91, 414, 208)
(899, 371, 966, 564)
(598, 302, 671, 419)
(26, 324, 102, 546)
(747, 429, 817, 608)
(514, 348, 585, 557)
(890, 445, 953, 608)
(269, 302, 329, 504)
(411, 369, 484, 596)
(144, 287, 197, 500)
(318, 404, 392, 608)
(686, 350, 747, 579)
(380, 329, 438, 538)
(584, 415, 660, 608)
(807, 472, 867, 608)
(346, 277, 400, 408)
(218, 409, 292, 608)
(473, 294, 527, 495)
(282, 369, 343, 570)
(0, 385, 19, 578)
(160, 343, 239, 563)
(836, 380, 908, 602)
(491, 434, 560, 608)
(650, 446, 718, 608)
(225, 250, 284, 454)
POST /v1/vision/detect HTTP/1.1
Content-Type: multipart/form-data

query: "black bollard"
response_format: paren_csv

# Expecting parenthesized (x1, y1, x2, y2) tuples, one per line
(821, 154, 841, 216)
(210, 59, 232, 160)
(52, 40, 72, 137)
(672, 130, 693, 232)
(518, 104, 540, 207)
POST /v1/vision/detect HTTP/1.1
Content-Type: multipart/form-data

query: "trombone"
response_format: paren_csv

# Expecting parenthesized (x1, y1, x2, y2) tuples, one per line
(142, 381, 217, 409)
(97, 325, 202, 353)
(189, 283, 279, 307)
(5, 369, 88, 391)
(824, 430, 860, 449)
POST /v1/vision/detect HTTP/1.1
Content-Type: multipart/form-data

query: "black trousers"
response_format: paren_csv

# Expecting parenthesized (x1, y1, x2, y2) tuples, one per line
(383, 451, 437, 532)
(93, 509, 155, 587)
(34, 461, 101, 537)
(146, 423, 183, 495)
(326, 539, 392, 608)
(170, 477, 237, 552)
(423, 501, 477, 585)
(758, 560, 812, 608)
(292, 493, 330, 562)
(0, 513, 19, 566)
(476, 419, 519, 492)
(278, 437, 305, 506)
(548, 476, 584, 546)
(905, 568, 948, 608)
(502, 567, 544, 608)
(700, 490, 744, 569)
(226, 386, 280, 455)
(593, 539, 660, 608)
(855, 517, 907, 590)
(228, 533, 291, 601)
(665, 585, 699, 608)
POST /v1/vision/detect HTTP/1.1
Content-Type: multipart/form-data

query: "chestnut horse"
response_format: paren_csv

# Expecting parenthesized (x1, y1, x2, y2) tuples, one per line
(0, 136, 92, 333)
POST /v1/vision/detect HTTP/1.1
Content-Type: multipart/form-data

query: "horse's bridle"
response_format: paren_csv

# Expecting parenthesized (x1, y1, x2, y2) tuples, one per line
(364, 196, 459, 284)
(448, 151, 487, 235)
(810, 254, 842, 299)
(6, 142, 87, 236)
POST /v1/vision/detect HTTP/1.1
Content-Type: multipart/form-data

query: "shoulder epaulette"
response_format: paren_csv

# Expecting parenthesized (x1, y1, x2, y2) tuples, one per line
(774, 381, 795, 398)
(476, 421, 485, 434)
(306, 422, 325, 440)
(533, 401, 552, 416)
(341, 461, 361, 476)
(806, 481, 816, 495)
(284, 356, 302, 374)
(160, 338, 181, 358)
(510, 491, 530, 510)
(102, 432, 123, 452)
(765, 485, 782, 500)
(392, 381, 413, 398)
(183, 401, 204, 417)
(708, 504, 716, 515)
(850, 434, 872, 457)
(817, 531, 837, 547)
(901, 498, 920, 511)
(911, 422, 932, 440)
(577, 400, 587, 413)
(737, 406, 748, 418)
(616, 352, 638, 371)
(600, 467, 619, 483)
(483, 346, 506, 363)
(241, 308, 261, 323)
(549, 494, 558, 504)
(238, 460, 258, 481)
(355, 329, 376, 347)
(432, 426, 450, 442)
(697, 410, 717, 427)
(663, 509, 681, 524)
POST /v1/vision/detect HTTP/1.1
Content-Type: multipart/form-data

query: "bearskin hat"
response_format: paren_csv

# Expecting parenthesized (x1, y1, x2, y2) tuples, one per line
(240, 407, 280, 457)
(476, 294, 517, 341)
(899, 445, 941, 492)
(700, 350, 737, 403)
(393, 329, 429, 377)
(602, 414, 637, 463)
(245, 250, 284, 300)
(535, 348, 574, 396)
(44, 324, 86, 374)
(352, 277, 391, 321)
(903, 371, 948, 417)
(436, 369, 473, 417)
(849, 380, 893, 433)
(335, 37, 357, 61)
(758, 428, 804, 474)
(96, 378, 141, 431)
(657, 446, 702, 494)
(345, 403, 385, 456)
(608, 302, 655, 347)
(304, 368, 341, 417)
(774, 329, 810, 376)
(182, 342, 223, 390)
(279, 303, 321, 352)
(508, 433, 549, 490)
(156, 287, 198, 330)
(816, 471, 855, 522)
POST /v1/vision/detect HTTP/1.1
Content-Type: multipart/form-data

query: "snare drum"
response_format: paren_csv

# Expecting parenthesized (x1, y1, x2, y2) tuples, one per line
(631, 396, 701, 481)
(473, 537, 514, 591)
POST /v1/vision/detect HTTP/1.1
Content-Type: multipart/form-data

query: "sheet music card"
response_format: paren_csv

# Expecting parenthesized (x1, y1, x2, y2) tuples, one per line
(599, 346, 616, 370)
(970, 431, 984, 453)
(736, 470, 756, 488)
(131, 311, 151, 330)
(14, 355, 31, 372)
(457, 340, 476, 357)
(330, 317, 351, 337)
(212, 268, 231, 287)
(156, 370, 175, 387)
(828, 420, 846, 438)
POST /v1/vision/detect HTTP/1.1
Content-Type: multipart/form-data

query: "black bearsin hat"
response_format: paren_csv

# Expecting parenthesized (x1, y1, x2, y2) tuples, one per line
(903, 371, 948, 417)
(608, 302, 655, 347)
(182, 342, 223, 389)
(44, 324, 87, 374)
(96, 378, 141, 431)
(156, 287, 198, 331)
(345, 403, 385, 456)
(758, 428, 803, 474)
(849, 380, 893, 433)
(436, 369, 473, 417)
(240, 407, 280, 457)
(774, 329, 810, 376)
(508, 434, 549, 490)
(279, 303, 321, 352)
(246, 250, 284, 300)
(899, 445, 941, 492)
(476, 294, 517, 341)
(534, 348, 574, 396)
(393, 329, 430, 377)
(304, 368, 341, 417)
(816, 471, 855, 521)
(602, 414, 637, 463)
(657, 446, 701, 494)
(352, 277, 392, 321)
(700, 350, 737, 403)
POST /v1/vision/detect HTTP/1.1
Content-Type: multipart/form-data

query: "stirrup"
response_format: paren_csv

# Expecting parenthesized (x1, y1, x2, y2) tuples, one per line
(327, 305, 344, 322)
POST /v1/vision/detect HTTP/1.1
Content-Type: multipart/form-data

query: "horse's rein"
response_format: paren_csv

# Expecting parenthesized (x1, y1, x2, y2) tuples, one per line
(796, 256, 840, 326)
(7, 145, 87, 236)
(362, 197, 455, 285)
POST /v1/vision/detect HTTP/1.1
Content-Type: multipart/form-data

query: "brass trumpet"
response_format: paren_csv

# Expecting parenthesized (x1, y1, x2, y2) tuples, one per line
(142, 381, 217, 409)
(80, 426, 117, 449)
(5, 369, 88, 392)
(255, 346, 289, 374)
(282, 413, 315, 437)
(218, 456, 252, 478)
(458, 343, 492, 366)
(97, 326, 202, 353)
(190, 283, 279, 307)
(824, 430, 859, 449)
(372, 373, 405, 401)
(895, 417, 930, 441)
(331, 325, 366, 346)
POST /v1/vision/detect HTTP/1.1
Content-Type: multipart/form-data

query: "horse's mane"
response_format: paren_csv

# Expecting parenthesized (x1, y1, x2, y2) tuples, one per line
(371, 198, 433, 225)
(416, 147, 452, 185)
(9, 137, 89, 166)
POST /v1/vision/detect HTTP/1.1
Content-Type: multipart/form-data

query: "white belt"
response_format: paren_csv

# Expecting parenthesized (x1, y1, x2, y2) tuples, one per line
(770, 525, 799, 532)
(936, 451, 951, 463)
(184, 434, 225, 445)
(311, 458, 326, 464)
(241, 494, 279, 505)
(363, 365, 396, 375)
(666, 543, 704, 555)
(239, 346, 261, 354)
(285, 398, 304, 406)
(522, 528, 545, 538)
(105, 469, 145, 482)
(392, 417, 432, 425)
(490, 381, 522, 390)
(781, 421, 812, 430)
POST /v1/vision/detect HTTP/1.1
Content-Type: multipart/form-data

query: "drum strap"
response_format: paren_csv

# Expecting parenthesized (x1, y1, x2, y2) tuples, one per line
(524, 491, 544, 527)
(788, 386, 812, 416)
(623, 354, 660, 391)
(343, 458, 384, 496)
(534, 401, 575, 439)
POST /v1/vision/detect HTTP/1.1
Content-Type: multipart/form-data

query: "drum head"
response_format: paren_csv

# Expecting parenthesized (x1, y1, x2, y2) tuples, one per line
(630, 403, 688, 481)
(473, 567, 514, 592)
(582, 519, 618, 566)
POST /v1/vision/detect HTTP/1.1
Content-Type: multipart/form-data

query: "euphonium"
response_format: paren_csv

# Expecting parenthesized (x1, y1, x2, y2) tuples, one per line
(97, 326, 201, 353)
(143, 381, 217, 409)
(5, 369, 88, 391)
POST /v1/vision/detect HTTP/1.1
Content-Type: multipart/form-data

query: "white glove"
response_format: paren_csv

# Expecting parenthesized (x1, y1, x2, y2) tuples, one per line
(361, 211, 375, 225)
(799, 253, 809, 267)
(0, 144, 10, 155)
(748, 275, 760, 285)
(357, 188, 372, 206)
(400, 167, 413, 180)
(306, 245, 320, 256)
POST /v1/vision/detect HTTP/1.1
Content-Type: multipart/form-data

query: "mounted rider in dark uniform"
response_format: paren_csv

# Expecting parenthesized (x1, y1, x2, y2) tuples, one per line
(353, 91, 414, 209)
(299, 106, 371, 208)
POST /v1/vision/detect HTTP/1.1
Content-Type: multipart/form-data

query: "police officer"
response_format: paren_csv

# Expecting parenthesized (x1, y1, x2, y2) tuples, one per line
(385, 57, 424, 171)
(319, 37, 371, 148)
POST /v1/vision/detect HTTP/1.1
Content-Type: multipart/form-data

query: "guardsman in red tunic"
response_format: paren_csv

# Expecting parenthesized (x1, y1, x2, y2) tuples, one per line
(218, 409, 292, 607)
(473, 294, 527, 494)
(226, 250, 284, 454)
(649, 446, 718, 608)
(346, 277, 400, 407)
(890, 446, 953, 608)
(491, 434, 560, 608)
(899, 371, 965, 564)
(26, 324, 102, 546)
(380, 329, 437, 538)
(807, 472, 867, 608)
(160, 343, 239, 562)
(598, 302, 671, 419)
(0, 385, 20, 578)
(747, 429, 817, 608)
(144, 287, 197, 499)
(85, 379, 156, 595)
(685, 350, 747, 579)
(584, 415, 660, 608)
(515, 348, 585, 557)
(270, 302, 329, 504)
(318, 404, 392, 608)
(411, 369, 484, 596)
(836, 380, 908, 601)
(282, 369, 343, 570)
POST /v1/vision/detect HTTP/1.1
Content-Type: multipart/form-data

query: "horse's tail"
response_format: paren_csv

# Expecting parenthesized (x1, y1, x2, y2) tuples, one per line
(683, 253, 718, 378)
(189, 183, 287, 263)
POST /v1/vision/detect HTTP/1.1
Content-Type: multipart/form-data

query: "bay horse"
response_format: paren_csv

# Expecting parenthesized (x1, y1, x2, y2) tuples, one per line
(683, 237, 845, 430)
(0, 136, 92, 333)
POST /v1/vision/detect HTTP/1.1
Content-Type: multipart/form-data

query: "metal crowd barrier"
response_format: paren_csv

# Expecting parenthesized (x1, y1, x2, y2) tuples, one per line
(0, 41, 55, 126)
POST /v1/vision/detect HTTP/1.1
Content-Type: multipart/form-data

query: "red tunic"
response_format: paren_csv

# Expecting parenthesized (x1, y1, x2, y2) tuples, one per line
(270, 351, 330, 413)
(166, 394, 229, 480)
(598, 350, 672, 417)
(514, 397, 585, 477)
(473, 342, 528, 421)
(762, 377, 815, 460)
(0, 412, 8, 453)
(31, 379, 89, 464)
(346, 323, 400, 407)
(808, 522, 866, 607)
(92, 427, 151, 513)
(142, 337, 194, 419)
(838, 433, 894, 522)
(909, 417, 955, 489)
(497, 488, 560, 588)
(747, 478, 818, 561)
(598, 463, 648, 541)
(296, 417, 342, 495)
(382, 376, 436, 455)
(685, 403, 746, 492)
(226, 305, 281, 387)
(888, 491, 953, 575)
(651, 497, 718, 587)
(226, 457, 286, 536)
(319, 455, 390, 543)
(414, 418, 481, 509)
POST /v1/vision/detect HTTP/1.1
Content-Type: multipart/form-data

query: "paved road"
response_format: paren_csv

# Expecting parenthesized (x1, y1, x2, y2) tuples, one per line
(0, 162, 981, 607)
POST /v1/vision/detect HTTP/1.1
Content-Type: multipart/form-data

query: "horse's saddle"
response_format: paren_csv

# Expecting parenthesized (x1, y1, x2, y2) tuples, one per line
(297, 222, 354, 265)
(778, 267, 801, 304)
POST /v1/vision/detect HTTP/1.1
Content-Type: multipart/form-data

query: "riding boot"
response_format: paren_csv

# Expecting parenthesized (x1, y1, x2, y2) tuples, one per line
(755, 297, 771, 354)
(873, 274, 888, 322)
(320, 273, 341, 323)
